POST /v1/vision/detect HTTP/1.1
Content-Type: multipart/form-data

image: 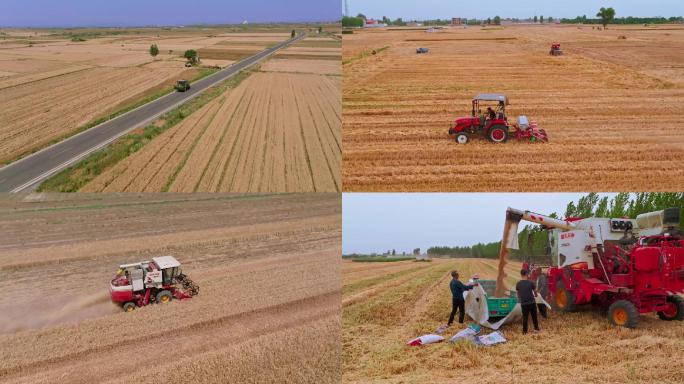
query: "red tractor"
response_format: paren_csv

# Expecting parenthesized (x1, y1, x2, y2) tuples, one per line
(448, 94, 548, 144)
(109, 256, 199, 312)
(505, 207, 684, 328)
(550, 42, 563, 56)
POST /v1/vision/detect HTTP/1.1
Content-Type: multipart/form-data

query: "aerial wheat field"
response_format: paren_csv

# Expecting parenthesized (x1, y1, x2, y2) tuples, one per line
(79, 36, 341, 193)
(0, 193, 340, 384)
(342, 25, 684, 191)
(0, 27, 292, 164)
(343, 258, 684, 384)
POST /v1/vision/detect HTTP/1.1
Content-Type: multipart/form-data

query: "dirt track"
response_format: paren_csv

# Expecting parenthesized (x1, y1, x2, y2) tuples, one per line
(0, 193, 340, 383)
(343, 258, 684, 384)
(343, 25, 684, 191)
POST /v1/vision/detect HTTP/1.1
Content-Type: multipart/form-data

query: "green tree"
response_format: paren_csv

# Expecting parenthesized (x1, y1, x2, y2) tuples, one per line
(382, 16, 390, 25)
(291, 29, 296, 38)
(486, 17, 492, 25)
(494, 16, 501, 25)
(533, 15, 538, 23)
(596, 7, 616, 28)
(609, 193, 630, 217)
(317, 26, 322, 33)
(540, 15, 544, 23)
(183, 49, 198, 64)
(149, 44, 159, 59)
(342, 16, 364, 27)
(357, 13, 367, 20)
(548, 16, 553, 23)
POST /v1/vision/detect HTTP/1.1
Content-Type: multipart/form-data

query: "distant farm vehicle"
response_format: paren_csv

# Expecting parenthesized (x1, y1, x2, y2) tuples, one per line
(550, 42, 563, 55)
(109, 256, 199, 312)
(506, 207, 684, 328)
(448, 94, 548, 144)
(416, 47, 429, 54)
(174, 79, 190, 92)
(184, 61, 193, 67)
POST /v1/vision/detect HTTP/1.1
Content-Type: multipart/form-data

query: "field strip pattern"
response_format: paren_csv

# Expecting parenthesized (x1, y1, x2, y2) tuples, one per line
(83, 71, 341, 192)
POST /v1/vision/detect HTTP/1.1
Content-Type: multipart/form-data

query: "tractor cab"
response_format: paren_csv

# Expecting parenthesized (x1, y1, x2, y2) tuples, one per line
(449, 94, 510, 144)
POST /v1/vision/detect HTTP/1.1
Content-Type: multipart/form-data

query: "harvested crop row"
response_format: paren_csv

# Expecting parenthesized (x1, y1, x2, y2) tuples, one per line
(0, 193, 341, 383)
(342, 26, 684, 191)
(0, 66, 183, 163)
(84, 71, 341, 192)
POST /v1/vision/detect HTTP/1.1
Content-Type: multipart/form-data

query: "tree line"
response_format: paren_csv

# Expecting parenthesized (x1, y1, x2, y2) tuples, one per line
(426, 193, 684, 261)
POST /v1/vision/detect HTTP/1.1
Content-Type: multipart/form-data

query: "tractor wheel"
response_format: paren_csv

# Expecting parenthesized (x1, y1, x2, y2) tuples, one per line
(156, 290, 173, 304)
(657, 295, 684, 321)
(122, 302, 137, 312)
(551, 281, 576, 312)
(455, 132, 469, 144)
(488, 125, 508, 143)
(608, 300, 639, 328)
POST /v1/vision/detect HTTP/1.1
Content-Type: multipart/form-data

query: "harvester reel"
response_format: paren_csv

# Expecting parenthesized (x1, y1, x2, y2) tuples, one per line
(176, 274, 199, 297)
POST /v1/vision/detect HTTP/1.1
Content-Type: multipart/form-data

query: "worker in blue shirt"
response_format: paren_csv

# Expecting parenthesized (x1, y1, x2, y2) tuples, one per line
(448, 270, 476, 326)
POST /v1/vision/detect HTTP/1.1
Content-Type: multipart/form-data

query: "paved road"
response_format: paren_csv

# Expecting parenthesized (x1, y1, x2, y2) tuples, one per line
(0, 33, 306, 193)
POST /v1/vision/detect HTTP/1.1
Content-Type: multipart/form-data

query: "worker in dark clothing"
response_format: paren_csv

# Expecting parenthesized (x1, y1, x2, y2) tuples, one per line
(516, 269, 540, 334)
(447, 271, 476, 326)
(486, 107, 496, 120)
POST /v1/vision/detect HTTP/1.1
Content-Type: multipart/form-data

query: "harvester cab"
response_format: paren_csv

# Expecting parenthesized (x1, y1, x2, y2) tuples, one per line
(501, 207, 684, 328)
(448, 94, 548, 144)
(109, 256, 199, 312)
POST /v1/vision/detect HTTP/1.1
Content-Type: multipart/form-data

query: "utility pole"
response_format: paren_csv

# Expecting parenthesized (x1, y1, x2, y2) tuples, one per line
(344, 0, 350, 17)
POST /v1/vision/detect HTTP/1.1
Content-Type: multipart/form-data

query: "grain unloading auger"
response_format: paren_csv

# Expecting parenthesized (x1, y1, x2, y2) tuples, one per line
(499, 207, 684, 328)
(109, 256, 199, 312)
(448, 94, 548, 144)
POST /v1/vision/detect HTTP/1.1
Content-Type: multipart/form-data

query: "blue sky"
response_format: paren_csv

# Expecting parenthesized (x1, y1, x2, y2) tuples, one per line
(342, 193, 618, 254)
(1, 0, 339, 27)
(345, 0, 684, 20)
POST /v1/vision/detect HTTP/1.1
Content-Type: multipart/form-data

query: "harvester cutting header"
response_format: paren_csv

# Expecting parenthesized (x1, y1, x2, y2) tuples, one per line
(109, 256, 199, 312)
(500, 207, 684, 328)
(448, 94, 548, 144)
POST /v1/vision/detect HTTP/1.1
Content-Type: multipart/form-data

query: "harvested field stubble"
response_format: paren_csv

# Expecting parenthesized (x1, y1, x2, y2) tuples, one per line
(0, 193, 341, 383)
(342, 258, 684, 384)
(342, 25, 684, 191)
(83, 71, 341, 192)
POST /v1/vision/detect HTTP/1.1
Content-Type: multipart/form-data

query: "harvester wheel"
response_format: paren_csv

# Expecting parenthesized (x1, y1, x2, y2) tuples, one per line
(608, 300, 639, 328)
(551, 281, 576, 312)
(455, 132, 469, 144)
(488, 125, 508, 143)
(123, 302, 136, 312)
(657, 295, 684, 321)
(156, 290, 172, 304)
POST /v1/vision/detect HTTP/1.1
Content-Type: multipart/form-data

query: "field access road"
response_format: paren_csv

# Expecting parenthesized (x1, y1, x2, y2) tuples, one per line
(0, 33, 306, 193)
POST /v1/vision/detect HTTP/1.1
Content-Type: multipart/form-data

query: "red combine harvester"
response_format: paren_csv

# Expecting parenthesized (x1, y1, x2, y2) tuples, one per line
(550, 42, 563, 56)
(448, 94, 548, 144)
(109, 256, 199, 312)
(503, 207, 684, 328)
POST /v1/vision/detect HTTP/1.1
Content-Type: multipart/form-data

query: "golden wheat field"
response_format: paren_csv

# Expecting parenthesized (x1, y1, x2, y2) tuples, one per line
(0, 193, 340, 384)
(81, 37, 341, 193)
(342, 258, 684, 384)
(343, 25, 684, 191)
(0, 27, 290, 163)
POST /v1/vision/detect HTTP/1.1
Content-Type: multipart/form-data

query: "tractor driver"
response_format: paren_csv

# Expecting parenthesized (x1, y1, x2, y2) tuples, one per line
(486, 107, 496, 120)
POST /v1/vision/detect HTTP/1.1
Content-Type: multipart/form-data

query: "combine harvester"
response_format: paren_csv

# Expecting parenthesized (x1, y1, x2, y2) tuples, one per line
(109, 256, 199, 312)
(499, 207, 684, 328)
(448, 94, 548, 144)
